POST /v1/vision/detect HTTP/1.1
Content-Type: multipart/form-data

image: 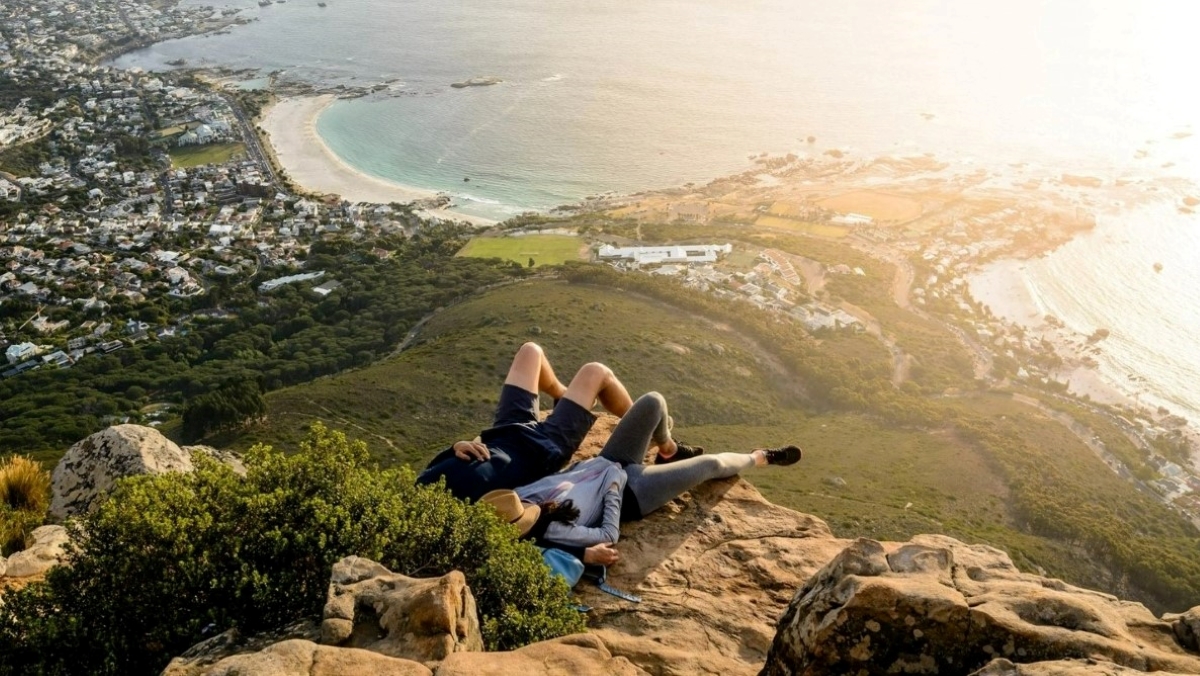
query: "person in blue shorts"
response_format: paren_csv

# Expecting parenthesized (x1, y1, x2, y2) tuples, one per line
(417, 342, 702, 502)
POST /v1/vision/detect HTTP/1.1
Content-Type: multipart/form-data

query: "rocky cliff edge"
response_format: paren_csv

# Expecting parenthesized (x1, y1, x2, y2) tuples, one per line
(5, 417, 1200, 675)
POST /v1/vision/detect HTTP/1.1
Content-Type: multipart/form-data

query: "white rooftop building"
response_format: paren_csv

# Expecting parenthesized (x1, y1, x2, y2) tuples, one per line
(597, 244, 732, 266)
(259, 270, 326, 292)
(5, 342, 37, 364)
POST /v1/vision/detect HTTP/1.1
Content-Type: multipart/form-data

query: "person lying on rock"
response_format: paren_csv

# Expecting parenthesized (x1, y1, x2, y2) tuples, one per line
(417, 342, 703, 502)
(513, 391, 802, 567)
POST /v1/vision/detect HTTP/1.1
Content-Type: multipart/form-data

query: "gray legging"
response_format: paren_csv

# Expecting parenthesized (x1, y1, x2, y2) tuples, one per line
(599, 392, 755, 517)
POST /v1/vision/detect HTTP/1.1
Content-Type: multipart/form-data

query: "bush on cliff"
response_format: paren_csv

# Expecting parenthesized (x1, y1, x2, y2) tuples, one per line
(0, 424, 583, 676)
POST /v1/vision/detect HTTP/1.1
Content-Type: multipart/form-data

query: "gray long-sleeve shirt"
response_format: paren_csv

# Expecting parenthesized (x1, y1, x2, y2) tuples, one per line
(515, 456, 626, 548)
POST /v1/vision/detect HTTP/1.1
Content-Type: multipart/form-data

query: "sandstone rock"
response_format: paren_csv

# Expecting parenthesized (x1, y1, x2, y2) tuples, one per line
(320, 556, 482, 663)
(760, 536, 1200, 676)
(50, 425, 192, 520)
(1164, 607, 1200, 652)
(435, 634, 642, 676)
(3, 525, 69, 577)
(570, 414, 846, 676)
(183, 445, 247, 475)
(0, 553, 6, 577)
(49, 425, 242, 520)
(182, 639, 431, 676)
(162, 620, 322, 676)
(970, 657, 1199, 675)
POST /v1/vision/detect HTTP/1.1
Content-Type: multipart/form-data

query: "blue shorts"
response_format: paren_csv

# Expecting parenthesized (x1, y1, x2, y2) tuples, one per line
(417, 385, 597, 501)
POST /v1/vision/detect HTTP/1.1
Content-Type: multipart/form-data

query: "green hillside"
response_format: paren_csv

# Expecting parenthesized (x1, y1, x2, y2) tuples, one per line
(225, 275, 1200, 614)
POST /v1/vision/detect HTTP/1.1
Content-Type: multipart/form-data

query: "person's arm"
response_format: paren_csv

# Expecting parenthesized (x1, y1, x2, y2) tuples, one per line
(451, 440, 489, 461)
(543, 475, 624, 547)
(537, 542, 620, 567)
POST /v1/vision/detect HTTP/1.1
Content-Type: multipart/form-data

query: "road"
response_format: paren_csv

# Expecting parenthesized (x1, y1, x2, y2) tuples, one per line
(220, 92, 284, 193)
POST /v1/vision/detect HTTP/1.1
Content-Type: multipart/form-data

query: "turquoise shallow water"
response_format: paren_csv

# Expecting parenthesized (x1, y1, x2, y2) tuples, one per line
(118, 0, 1200, 218)
(116, 0, 1200, 427)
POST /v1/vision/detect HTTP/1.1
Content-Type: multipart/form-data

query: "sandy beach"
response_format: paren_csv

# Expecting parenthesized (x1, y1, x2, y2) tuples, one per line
(259, 95, 494, 225)
(967, 260, 1138, 406)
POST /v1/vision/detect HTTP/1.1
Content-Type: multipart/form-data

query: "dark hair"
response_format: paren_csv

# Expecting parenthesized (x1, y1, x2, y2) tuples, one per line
(525, 499, 580, 541)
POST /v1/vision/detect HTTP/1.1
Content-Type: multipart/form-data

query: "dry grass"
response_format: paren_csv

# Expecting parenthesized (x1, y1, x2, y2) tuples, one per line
(0, 456, 51, 514)
(817, 190, 923, 223)
(0, 456, 51, 554)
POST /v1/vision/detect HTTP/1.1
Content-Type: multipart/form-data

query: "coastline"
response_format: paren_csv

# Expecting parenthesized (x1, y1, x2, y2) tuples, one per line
(966, 257, 1200, 473)
(258, 95, 495, 225)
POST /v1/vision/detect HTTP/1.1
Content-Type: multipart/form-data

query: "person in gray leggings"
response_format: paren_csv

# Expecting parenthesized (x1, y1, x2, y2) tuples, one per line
(605, 391, 801, 519)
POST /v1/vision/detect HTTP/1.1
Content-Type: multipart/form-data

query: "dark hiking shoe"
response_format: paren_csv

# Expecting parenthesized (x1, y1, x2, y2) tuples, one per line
(656, 440, 705, 464)
(763, 445, 802, 466)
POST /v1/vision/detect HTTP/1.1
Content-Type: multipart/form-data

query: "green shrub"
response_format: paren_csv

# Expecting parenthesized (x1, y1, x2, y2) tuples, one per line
(0, 455, 50, 554)
(0, 424, 583, 676)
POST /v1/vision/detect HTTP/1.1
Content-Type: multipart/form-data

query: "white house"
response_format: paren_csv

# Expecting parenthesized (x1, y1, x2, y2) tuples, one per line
(5, 342, 37, 364)
(831, 213, 874, 226)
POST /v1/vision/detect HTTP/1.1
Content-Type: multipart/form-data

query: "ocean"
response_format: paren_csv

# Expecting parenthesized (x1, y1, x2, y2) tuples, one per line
(115, 0, 1200, 422)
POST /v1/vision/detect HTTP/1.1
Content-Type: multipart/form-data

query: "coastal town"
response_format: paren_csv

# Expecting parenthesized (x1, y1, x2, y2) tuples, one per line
(565, 156, 1200, 525)
(1, 0, 1197, 529)
(0, 0, 432, 380)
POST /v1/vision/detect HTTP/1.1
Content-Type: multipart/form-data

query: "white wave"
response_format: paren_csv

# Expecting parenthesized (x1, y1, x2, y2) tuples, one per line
(541, 73, 565, 82)
(455, 193, 503, 205)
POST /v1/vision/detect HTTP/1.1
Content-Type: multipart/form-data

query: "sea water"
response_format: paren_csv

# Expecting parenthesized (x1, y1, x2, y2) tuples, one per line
(115, 0, 1200, 424)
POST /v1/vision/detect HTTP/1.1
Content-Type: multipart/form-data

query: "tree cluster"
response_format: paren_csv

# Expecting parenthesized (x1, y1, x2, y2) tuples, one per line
(0, 226, 526, 451)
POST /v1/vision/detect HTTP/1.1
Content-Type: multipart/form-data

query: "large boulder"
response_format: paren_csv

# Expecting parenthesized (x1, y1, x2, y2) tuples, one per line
(320, 556, 483, 663)
(174, 638, 431, 676)
(3, 525, 69, 578)
(759, 535, 1200, 675)
(970, 657, 1199, 675)
(564, 414, 847, 676)
(49, 425, 241, 520)
(162, 620, 323, 676)
(435, 634, 643, 675)
(0, 553, 6, 577)
(1164, 607, 1200, 653)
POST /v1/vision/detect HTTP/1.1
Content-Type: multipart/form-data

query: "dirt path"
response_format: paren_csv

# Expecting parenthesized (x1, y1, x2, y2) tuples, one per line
(891, 258, 913, 310)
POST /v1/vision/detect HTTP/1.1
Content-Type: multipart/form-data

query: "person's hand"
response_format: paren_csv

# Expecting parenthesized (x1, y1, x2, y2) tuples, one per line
(583, 543, 620, 566)
(452, 440, 490, 461)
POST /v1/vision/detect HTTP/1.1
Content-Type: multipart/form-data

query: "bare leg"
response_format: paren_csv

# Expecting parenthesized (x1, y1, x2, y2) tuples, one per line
(561, 362, 634, 417)
(503, 342, 567, 400)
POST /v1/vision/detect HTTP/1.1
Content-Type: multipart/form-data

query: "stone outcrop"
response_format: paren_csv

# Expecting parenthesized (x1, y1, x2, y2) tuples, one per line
(182, 444, 247, 476)
(970, 657, 1198, 675)
(435, 634, 642, 675)
(49, 424, 242, 520)
(759, 535, 1200, 675)
(171, 634, 639, 676)
(160, 414, 1200, 675)
(2, 525, 68, 578)
(163, 620, 323, 676)
(565, 415, 847, 675)
(175, 639, 432, 676)
(0, 553, 6, 577)
(1165, 607, 1200, 653)
(320, 556, 483, 662)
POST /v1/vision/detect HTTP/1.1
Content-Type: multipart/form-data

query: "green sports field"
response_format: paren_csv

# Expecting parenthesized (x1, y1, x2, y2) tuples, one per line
(457, 234, 587, 267)
(168, 142, 247, 169)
